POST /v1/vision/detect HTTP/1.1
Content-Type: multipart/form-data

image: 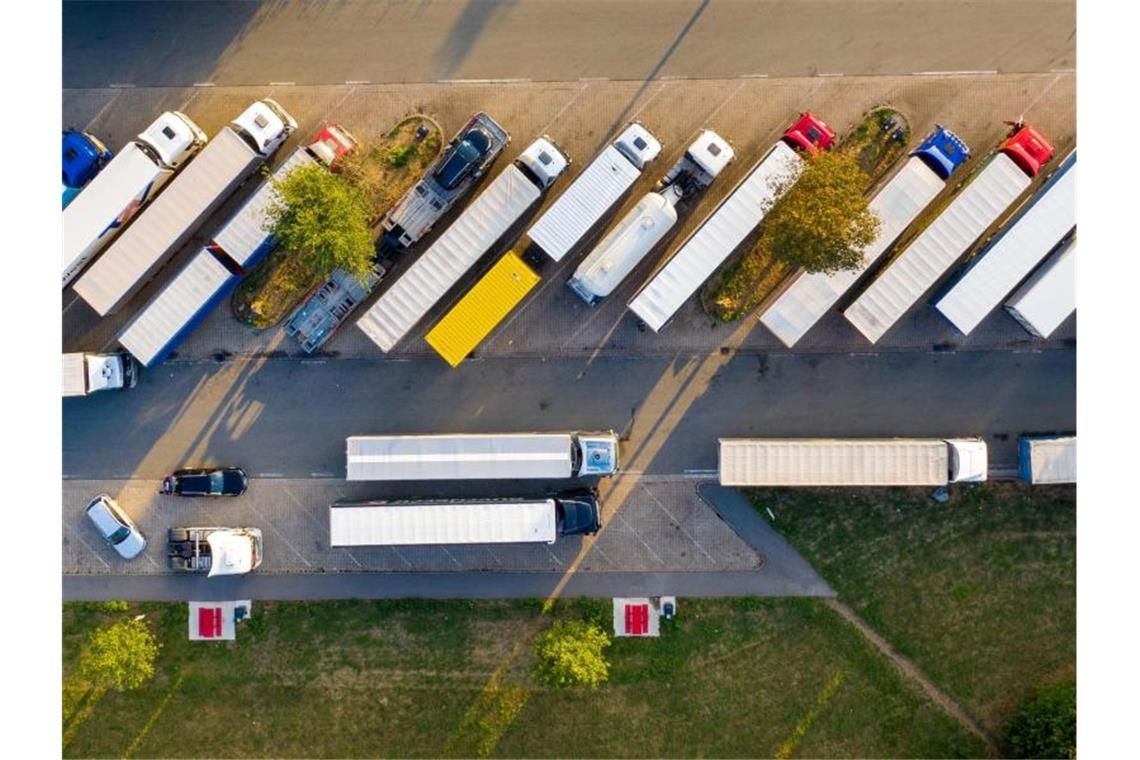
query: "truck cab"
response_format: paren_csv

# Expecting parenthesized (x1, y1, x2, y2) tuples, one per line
(167, 527, 263, 576)
(307, 123, 358, 170)
(946, 438, 989, 482)
(62, 352, 138, 397)
(514, 136, 569, 189)
(782, 112, 836, 156)
(63, 130, 112, 191)
(911, 125, 971, 181)
(139, 111, 208, 169)
(573, 432, 620, 477)
(998, 124, 1055, 178)
(232, 99, 299, 157)
(555, 491, 602, 536)
(613, 122, 663, 171)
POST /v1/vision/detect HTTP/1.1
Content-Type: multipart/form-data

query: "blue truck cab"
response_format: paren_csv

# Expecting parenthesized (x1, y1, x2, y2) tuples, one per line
(911, 125, 970, 181)
(62, 129, 113, 207)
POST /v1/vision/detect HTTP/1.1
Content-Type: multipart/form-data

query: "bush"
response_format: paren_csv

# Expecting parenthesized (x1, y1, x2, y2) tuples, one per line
(533, 620, 611, 689)
(1005, 680, 1076, 758)
(78, 618, 160, 692)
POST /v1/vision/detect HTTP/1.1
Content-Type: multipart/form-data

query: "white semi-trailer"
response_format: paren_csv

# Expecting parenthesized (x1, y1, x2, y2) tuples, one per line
(843, 125, 1055, 343)
(346, 431, 619, 481)
(1018, 435, 1076, 485)
(63, 112, 207, 287)
(73, 100, 298, 316)
(329, 492, 601, 547)
(627, 113, 835, 332)
(936, 151, 1077, 336)
(62, 352, 138, 397)
(718, 438, 988, 487)
(568, 130, 735, 305)
(357, 138, 569, 352)
(760, 126, 971, 348)
(526, 122, 662, 262)
(1004, 238, 1075, 339)
(117, 125, 357, 367)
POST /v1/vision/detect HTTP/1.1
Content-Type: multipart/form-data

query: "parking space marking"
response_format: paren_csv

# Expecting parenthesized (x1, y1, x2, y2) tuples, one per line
(589, 542, 615, 567)
(390, 546, 413, 569)
(440, 546, 462, 568)
(544, 546, 564, 567)
(83, 91, 122, 130)
(248, 502, 313, 568)
(641, 483, 716, 565)
(627, 80, 671, 120)
(192, 82, 215, 88)
(702, 79, 748, 124)
(538, 81, 590, 134)
(913, 69, 998, 76)
(63, 524, 111, 570)
(485, 547, 505, 567)
(614, 510, 664, 565)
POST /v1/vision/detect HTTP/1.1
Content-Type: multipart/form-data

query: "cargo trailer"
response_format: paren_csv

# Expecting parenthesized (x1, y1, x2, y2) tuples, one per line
(1004, 238, 1075, 339)
(1018, 435, 1076, 484)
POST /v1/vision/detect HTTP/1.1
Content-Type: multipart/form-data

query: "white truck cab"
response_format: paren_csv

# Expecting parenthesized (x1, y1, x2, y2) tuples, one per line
(614, 122, 663, 171)
(516, 136, 570, 188)
(233, 99, 299, 156)
(575, 432, 620, 476)
(63, 352, 138, 397)
(946, 438, 989, 482)
(140, 111, 207, 169)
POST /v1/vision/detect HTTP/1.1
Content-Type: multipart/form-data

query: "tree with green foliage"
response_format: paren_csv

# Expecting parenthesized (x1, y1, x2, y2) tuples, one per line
(265, 162, 374, 281)
(78, 618, 160, 692)
(764, 150, 880, 275)
(1005, 680, 1076, 759)
(533, 620, 611, 689)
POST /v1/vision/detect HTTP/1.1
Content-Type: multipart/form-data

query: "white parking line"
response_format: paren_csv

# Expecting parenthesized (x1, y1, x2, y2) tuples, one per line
(192, 82, 216, 88)
(912, 70, 998, 76)
(390, 546, 413, 568)
(817, 72, 844, 78)
(440, 546, 462, 568)
(64, 525, 111, 569)
(248, 503, 312, 568)
(83, 91, 122, 130)
(615, 510, 664, 565)
(544, 546, 564, 567)
(345, 80, 371, 85)
(538, 81, 590, 134)
(441, 77, 532, 84)
(269, 81, 296, 86)
(641, 483, 717, 565)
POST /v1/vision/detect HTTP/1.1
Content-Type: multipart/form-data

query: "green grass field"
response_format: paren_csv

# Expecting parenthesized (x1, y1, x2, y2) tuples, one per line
(63, 597, 982, 758)
(749, 482, 1076, 740)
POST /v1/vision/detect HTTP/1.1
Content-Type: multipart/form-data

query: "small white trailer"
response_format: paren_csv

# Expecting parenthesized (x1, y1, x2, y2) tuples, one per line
(63, 111, 207, 287)
(1004, 238, 1075, 339)
(526, 122, 662, 262)
(1018, 435, 1076, 485)
(73, 100, 297, 316)
(357, 138, 569, 352)
(346, 432, 619, 481)
(936, 152, 1077, 335)
(718, 438, 988, 487)
(844, 125, 1055, 343)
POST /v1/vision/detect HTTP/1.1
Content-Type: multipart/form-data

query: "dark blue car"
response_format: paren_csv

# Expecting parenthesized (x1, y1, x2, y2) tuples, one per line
(433, 128, 492, 190)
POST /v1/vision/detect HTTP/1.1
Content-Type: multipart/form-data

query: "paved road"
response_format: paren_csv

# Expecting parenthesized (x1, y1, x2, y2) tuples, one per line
(63, 349, 1075, 480)
(63, 1, 1075, 88)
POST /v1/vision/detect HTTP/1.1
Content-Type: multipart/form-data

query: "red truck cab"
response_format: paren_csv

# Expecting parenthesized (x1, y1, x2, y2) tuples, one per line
(999, 124, 1055, 177)
(782, 112, 836, 156)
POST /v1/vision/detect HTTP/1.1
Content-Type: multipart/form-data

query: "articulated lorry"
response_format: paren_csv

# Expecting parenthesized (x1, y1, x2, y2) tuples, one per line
(117, 125, 357, 367)
(526, 122, 663, 262)
(357, 138, 570, 352)
(1018, 435, 1076, 485)
(166, 527, 263, 576)
(381, 112, 510, 248)
(718, 438, 988, 487)
(74, 100, 298, 316)
(760, 125, 971, 348)
(62, 352, 138, 397)
(63, 129, 113, 208)
(63, 112, 207, 287)
(568, 130, 735, 305)
(843, 124, 1055, 343)
(346, 431, 619, 481)
(330, 491, 601, 547)
(1004, 237, 1075, 339)
(936, 151, 1077, 335)
(627, 113, 835, 332)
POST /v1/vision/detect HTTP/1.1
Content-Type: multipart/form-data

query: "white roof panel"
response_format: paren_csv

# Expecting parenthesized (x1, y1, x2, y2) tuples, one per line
(937, 155, 1076, 335)
(760, 157, 946, 347)
(330, 500, 558, 546)
(719, 438, 950, 486)
(357, 164, 542, 352)
(62, 354, 87, 397)
(346, 434, 574, 480)
(1022, 436, 1076, 484)
(570, 192, 677, 300)
(844, 153, 1031, 343)
(628, 141, 802, 331)
(1004, 239, 1075, 339)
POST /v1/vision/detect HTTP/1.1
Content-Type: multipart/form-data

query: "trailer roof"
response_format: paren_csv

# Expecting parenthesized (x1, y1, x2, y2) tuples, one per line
(62, 353, 87, 397)
(347, 433, 575, 480)
(844, 152, 1031, 343)
(719, 438, 950, 486)
(1020, 436, 1076, 484)
(330, 500, 558, 546)
(572, 192, 677, 300)
(1004, 239, 1075, 339)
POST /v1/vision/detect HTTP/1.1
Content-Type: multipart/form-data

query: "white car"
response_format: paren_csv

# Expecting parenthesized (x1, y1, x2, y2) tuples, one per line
(85, 494, 147, 560)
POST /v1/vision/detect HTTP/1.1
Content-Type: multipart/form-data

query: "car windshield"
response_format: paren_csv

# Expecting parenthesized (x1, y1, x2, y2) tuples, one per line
(209, 471, 225, 493)
(109, 526, 131, 545)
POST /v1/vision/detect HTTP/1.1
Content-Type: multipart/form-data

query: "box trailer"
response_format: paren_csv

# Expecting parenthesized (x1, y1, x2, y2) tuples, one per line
(73, 100, 298, 316)
(568, 130, 735, 305)
(357, 138, 569, 352)
(329, 492, 601, 547)
(62, 352, 138, 397)
(936, 151, 1077, 335)
(1018, 435, 1076, 484)
(843, 125, 1054, 343)
(1004, 238, 1075, 339)
(425, 250, 540, 367)
(346, 431, 619, 481)
(627, 113, 835, 332)
(117, 126, 357, 367)
(63, 112, 206, 287)
(718, 438, 988, 487)
(760, 126, 971, 348)
(526, 122, 662, 262)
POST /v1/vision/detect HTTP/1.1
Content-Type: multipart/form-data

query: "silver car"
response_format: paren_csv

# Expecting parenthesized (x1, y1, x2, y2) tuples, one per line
(85, 494, 147, 560)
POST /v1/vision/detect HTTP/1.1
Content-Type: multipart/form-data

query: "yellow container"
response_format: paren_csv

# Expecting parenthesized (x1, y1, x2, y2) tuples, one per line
(426, 251, 540, 367)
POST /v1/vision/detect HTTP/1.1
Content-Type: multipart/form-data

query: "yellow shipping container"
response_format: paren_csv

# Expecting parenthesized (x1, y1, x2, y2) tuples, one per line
(426, 251, 540, 367)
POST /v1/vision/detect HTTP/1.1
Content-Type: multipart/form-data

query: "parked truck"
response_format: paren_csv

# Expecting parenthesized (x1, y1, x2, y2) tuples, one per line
(62, 352, 138, 397)
(1018, 435, 1076, 485)
(425, 250, 540, 367)
(166, 527, 263, 576)
(718, 438, 988, 487)
(346, 431, 619, 481)
(357, 138, 570, 352)
(63, 129, 113, 208)
(568, 130, 735, 305)
(843, 124, 1055, 343)
(627, 113, 835, 332)
(283, 264, 386, 353)
(329, 491, 601, 547)
(73, 100, 298, 316)
(63, 111, 207, 287)
(117, 125, 357, 367)
(760, 125, 972, 348)
(526, 122, 663, 262)
(1004, 237, 1075, 339)
(936, 151, 1077, 335)
(381, 112, 510, 248)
